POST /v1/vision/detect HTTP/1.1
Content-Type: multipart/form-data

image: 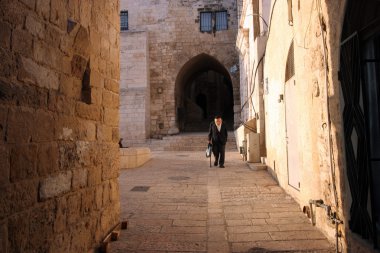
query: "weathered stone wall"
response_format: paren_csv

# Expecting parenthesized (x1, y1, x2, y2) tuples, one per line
(0, 1, 120, 252)
(262, 0, 356, 251)
(120, 31, 150, 146)
(120, 0, 240, 137)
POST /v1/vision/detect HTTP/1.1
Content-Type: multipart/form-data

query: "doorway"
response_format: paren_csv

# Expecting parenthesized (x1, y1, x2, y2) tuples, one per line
(175, 54, 234, 132)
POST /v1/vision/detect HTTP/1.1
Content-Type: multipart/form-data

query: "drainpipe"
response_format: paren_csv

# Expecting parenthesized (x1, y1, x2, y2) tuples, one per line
(306, 200, 343, 253)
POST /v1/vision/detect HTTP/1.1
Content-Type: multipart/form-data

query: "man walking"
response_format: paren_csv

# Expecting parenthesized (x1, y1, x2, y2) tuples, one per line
(208, 115, 228, 168)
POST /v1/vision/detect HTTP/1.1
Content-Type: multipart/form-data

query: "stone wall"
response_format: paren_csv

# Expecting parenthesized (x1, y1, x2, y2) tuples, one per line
(120, 0, 240, 137)
(120, 31, 150, 146)
(259, 0, 373, 251)
(0, 1, 120, 252)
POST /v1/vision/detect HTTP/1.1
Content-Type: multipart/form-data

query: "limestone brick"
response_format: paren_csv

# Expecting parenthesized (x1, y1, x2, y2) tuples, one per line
(12, 29, 33, 57)
(36, 0, 50, 21)
(37, 142, 59, 176)
(0, 21, 11, 49)
(39, 171, 72, 200)
(25, 14, 45, 39)
(75, 102, 101, 121)
(50, 0, 67, 31)
(10, 144, 38, 182)
(0, 145, 10, 185)
(72, 168, 88, 190)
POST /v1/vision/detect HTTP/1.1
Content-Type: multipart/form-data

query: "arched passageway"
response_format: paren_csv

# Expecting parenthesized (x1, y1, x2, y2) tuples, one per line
(175, 54, 234, 132)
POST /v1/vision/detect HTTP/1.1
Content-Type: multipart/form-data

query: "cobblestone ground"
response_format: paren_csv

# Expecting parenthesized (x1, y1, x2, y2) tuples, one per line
(110, 151, 334, 253)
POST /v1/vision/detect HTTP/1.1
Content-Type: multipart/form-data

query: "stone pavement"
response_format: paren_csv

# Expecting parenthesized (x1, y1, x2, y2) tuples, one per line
(110, 151, 334, 253)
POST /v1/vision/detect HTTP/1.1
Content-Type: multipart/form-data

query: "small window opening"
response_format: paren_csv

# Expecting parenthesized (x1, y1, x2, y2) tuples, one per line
(120, 10, 128, 31)
(81, 62, 91, 104)
(216, 11, 228, 31)
(285, 41, 295, 82)
(200, 12, 212, 32)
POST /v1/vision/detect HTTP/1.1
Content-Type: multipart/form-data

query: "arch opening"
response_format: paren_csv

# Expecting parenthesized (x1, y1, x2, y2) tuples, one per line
(175, 54, 234, 132)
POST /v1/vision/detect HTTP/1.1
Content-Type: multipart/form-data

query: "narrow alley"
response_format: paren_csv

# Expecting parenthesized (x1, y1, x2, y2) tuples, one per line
(110, 151, 333, 253)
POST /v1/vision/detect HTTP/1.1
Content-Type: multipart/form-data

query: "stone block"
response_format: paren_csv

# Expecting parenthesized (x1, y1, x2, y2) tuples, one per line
(71, 54, 88, 79)
(8, 212, 30, 253)
(80, 0, 92, 28)
(37, 143, 58, 176)
(36, 0, 50, 20)
(104, 79, 119, 93)
(66, 193, 81, 225)
(91, 87, 102, 105)
(75, 102, 101, 121)
(39, 171, 72, 200)
(119, 147, 151, 169)
(10, 144, 38, 182)
(0, 48, 16, 78)
(50, 0, 67, 30)
(19, 56, 59, 90)
(79, 120, 96, 141)
(81, 188, 94, 215)
(88, 166, 102, 186)
(0, 221, 7, 253)
(112, 127, 119, 143)
(72, 168, 88, 189)
(20, 0, 35, 10)
(96, 124, 113, 142)
(0, 21, 11, 49)
(0, 146, 9, 185)
(25, 14, 45, 39)
(103, 108, 118, 126)
(73, 26, 90, 56)
(102, 90, 119, 108)
(34, 110, 55, 142)
(33, 40, 61, 71)
(54, 196, 67, 233)
(90, 69, 103, 88)
(29, 202, 55, 251)
(12, 29, 33, 57)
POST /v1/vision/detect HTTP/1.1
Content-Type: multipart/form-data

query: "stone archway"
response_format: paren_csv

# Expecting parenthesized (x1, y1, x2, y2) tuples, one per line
(175, 54, 234, 132)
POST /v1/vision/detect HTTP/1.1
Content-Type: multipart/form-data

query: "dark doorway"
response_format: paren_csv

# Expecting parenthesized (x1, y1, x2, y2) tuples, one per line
(340, 0, 380, 247)
(175, 54, 234, 132)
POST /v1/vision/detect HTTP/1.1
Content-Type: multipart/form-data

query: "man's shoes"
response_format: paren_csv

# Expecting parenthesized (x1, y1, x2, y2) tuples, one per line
(214, 161, 218, 166)
(219, 165, 225, 168)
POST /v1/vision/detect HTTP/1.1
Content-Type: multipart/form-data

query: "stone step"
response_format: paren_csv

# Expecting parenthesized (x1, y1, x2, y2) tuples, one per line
(137, 132, 237, 151)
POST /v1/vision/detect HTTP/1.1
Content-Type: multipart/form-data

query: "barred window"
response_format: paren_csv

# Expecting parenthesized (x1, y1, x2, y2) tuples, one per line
(120, 10, 128, 31)
(200, 12, 212, 32)
(216, 11, 228, 31)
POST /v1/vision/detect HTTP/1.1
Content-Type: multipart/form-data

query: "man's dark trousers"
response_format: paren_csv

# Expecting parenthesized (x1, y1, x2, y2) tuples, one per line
(213, 141, 225, 166)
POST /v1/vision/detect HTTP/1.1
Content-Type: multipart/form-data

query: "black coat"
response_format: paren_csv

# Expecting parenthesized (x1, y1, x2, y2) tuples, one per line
(208, 122, 228, 145)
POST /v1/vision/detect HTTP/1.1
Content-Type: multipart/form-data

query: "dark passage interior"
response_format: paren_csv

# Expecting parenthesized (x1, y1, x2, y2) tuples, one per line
(175, 54, 234, 132)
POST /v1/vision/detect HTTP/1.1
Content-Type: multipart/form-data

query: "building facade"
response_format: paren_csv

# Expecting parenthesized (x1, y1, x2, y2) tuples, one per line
(119, 0, 241, 146)
(237, 0, 380, 252)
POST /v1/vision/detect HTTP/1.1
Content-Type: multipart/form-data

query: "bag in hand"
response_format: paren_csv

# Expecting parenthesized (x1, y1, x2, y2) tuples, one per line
(206, 143, 212, 157)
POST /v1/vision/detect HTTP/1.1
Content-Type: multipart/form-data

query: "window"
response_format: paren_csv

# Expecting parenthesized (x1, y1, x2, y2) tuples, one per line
(200, 11, 228, 32)
(120, 10, 128, 31)
(216, 11, 228, 31)
(200, 12, 212, 32)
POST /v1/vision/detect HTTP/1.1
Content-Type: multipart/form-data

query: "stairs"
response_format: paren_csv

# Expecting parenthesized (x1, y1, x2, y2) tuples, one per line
(140, 132, 237, 151)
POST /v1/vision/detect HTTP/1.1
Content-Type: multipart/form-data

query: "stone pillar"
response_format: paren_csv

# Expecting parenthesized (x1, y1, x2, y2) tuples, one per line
(0, 1, 120, 252)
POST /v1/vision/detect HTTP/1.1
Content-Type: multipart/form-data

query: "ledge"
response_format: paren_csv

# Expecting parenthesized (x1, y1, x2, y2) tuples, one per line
(120, 147, 151, 169)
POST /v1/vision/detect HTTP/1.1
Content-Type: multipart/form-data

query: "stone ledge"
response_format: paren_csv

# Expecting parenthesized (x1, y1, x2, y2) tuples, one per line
(120, 147, 151, 169)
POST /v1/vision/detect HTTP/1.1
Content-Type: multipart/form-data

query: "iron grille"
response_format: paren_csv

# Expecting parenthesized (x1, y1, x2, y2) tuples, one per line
(120, 10, 128, 31)
(340, 32, 375, 243)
